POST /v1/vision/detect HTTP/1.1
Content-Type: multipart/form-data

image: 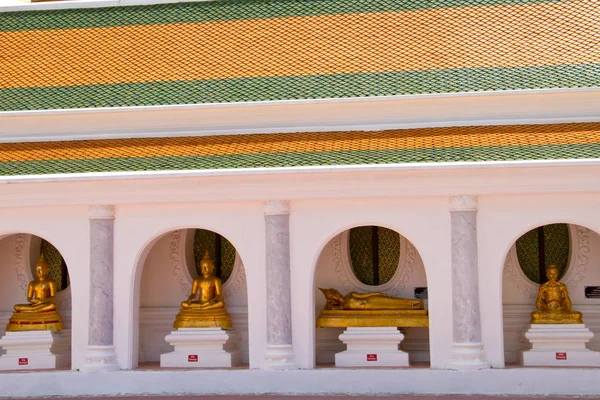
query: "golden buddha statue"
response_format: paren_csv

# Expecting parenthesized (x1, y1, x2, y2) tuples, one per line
(531, 264, 583, 324)
(173, 251, 232, 329)
(319, 288, 424, 311)
(316, 288, 428, 328)
(6, 254, 63, 332)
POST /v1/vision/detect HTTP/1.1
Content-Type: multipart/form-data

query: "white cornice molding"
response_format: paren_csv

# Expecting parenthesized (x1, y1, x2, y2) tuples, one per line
(1, 88, 599, 143)
(0, 0, 208, 13)
(0, 159, 599, 185)
(0, 162, 597, 208)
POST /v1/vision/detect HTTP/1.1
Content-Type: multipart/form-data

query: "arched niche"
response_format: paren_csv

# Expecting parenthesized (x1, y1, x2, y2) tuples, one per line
(502, 223, 600, 363)
(0, 233, 72, 364)
(313, 225, 430, 365)
(137, 228, 249, 365)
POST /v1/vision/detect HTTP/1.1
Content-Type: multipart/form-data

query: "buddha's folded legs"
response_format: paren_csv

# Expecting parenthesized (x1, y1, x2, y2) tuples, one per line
(531, 310, 583, 324)
(14, 302, 57, 312)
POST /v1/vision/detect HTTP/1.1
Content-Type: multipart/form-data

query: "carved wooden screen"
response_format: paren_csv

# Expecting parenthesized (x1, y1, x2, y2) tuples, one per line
(516, 223, 570, 284)
(193, 229, 236, 283)
(41, 239, 69, 291)
(349, 226, 400, 286)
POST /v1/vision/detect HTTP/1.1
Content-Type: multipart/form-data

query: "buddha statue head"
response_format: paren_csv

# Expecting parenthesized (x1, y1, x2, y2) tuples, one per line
(546, 264, 559, 282)
(318, 288, 344, 304)
(199, 250, 215, 277)
(34, 253, 50, 280)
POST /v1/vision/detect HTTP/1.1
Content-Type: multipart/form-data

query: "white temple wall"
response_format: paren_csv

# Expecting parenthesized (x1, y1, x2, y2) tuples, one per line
(289, 196, 453, 369)
(0, 206, 89, 370)
(313, 230, 429, 364)
(138, 229, 250, 363)
(113, 201, 266, 370)
(477, 193, 600, 368)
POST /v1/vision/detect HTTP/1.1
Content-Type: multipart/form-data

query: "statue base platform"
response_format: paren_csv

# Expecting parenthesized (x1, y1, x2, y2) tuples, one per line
(316, 310, 429, 328)
(519, 324, 600, 367)
(335, 327, 409, 367)
(160, 328, 241, 368)
(0, 329, 70, 370)
(173, 308, 232, 329)
(6, 310, 63, 332)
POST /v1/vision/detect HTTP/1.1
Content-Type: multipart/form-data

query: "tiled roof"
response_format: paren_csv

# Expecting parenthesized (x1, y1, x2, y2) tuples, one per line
(0, 123, 598, 176)
(1, 0, 599, 111)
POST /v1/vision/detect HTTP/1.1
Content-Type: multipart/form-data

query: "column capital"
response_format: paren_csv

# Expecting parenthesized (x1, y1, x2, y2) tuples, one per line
(88, 205, 116, 220)
(449, 196, 477, 212)
(264, 200, 290, 216)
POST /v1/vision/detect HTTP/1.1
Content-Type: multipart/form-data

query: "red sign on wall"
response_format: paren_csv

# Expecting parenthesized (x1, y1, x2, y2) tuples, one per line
(188, 355, 198, 362)
(367, 354, 378, 361)
(18, 358, 28, 366)
(556, 352, 567, 360)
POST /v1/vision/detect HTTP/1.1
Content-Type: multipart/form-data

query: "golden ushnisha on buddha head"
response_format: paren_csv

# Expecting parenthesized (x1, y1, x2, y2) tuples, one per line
(6, 254, 63, 331)
(173, 250, 232, 329)
(531, 264, 583, 324)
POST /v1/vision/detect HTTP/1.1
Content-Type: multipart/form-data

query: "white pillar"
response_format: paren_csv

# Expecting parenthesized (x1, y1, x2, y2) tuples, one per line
(81, 205, 119, 372)
(263, 201, 296, 369)
(446, 196, 490, 370)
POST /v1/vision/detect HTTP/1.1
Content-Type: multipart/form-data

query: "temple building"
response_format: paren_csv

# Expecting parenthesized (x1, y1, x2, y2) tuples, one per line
(0, 0, 599, 396)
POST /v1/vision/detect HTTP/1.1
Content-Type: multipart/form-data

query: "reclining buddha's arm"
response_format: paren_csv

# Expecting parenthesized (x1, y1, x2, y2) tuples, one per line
(352, 292, 389, 299)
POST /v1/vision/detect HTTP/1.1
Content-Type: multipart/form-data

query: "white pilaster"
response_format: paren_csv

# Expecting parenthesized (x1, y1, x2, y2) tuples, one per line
(263, 200, 296, 369)
(446, 196, 490, 370)
(81, 205, 119, 372)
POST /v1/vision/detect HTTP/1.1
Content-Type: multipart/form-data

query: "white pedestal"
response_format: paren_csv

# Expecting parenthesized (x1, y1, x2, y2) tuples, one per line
(160, 328, 241, 368)
(520, 324, 600, 367)
(0, 330, 70, 370)
(335, 327, 408, 367)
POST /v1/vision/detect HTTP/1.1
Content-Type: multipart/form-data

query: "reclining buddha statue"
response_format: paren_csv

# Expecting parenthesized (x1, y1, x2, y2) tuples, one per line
(319, 288, 424, 311)
(6, 254, 63, 332)
(530, 264, 583, 324)
(172, 250, 232, 329)
(316, 288, 428, 328)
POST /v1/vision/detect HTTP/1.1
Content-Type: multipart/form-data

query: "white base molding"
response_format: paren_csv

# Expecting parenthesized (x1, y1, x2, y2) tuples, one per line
(161, 328, 241, 368)
(335, 327, 408, 367)
(264, 344, 296, 369)
(6, 367, 600, 397)
(446, 342, 491, 371)
(520, 324, 600, 367)
(80, 345, 120, 372)
(0, 330, 70, 371)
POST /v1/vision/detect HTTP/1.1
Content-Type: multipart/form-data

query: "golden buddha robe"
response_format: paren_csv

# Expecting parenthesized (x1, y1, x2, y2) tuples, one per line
(173, 251, 231, 329)
(319, 288, 424, 311)
(6, 254, 63, 332)
(531, 265, 583, 324)
(316, 288, 428, 328)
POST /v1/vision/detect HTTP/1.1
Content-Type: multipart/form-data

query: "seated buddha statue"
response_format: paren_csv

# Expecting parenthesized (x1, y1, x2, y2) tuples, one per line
(173, 251, 232, 329)
(531, 264, 583, 324)
(6, 254, 63, 332)
(319, 288, 424, 311)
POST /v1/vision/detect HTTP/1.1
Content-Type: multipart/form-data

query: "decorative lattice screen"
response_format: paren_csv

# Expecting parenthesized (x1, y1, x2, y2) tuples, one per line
(349, 226, 400, 286)
(516, 223, 570, 284)
(41, 239, 69, 291)
(194, 229, 236, 283)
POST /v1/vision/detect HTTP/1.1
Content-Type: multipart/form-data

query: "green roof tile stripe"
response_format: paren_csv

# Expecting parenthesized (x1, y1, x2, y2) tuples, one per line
(2, 63, 598, 112)
(0, 142, 598, 176)
(0, 0, 576, 32)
